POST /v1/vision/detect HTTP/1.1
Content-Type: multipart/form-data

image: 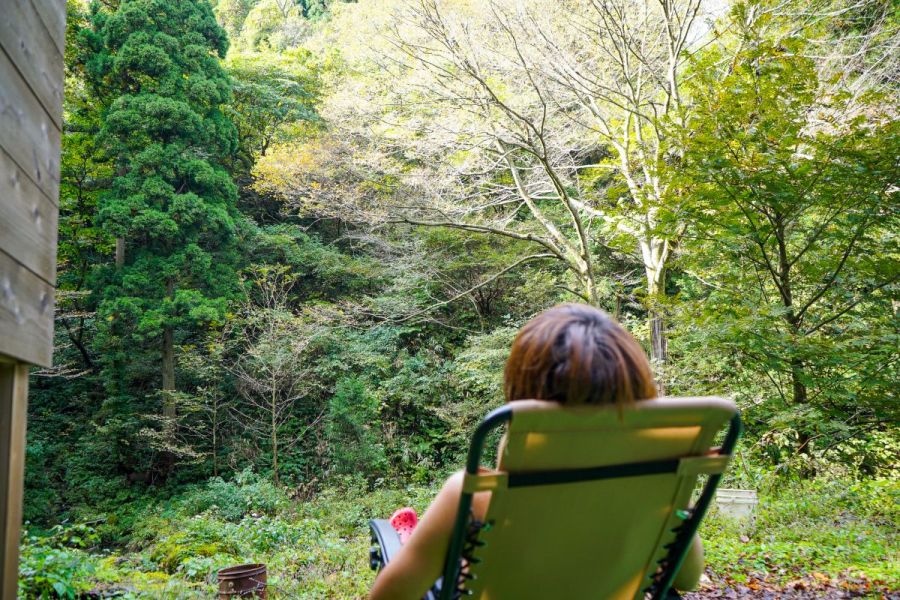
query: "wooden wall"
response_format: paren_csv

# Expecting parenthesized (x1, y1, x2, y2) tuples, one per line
(0, 0, 66, 596)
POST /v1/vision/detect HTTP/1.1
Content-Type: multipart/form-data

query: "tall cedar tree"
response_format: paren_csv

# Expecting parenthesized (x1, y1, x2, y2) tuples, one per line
(80, 0, 240, 434)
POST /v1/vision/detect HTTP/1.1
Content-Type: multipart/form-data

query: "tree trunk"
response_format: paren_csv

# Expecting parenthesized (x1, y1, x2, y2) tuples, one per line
(584, 271, 599, 307)
(162, 327, 175, 415)
(776, 221, 813, 473)
(790, 358, 808, 405)
(162, 278, 176, 417)
(646, 267, 668, 395)
(649, 310, 667, 364)
(649, 310, 667, 396)
(63, 321, 95, 371)
(212, 414, 218, 478)
(115, 237, 125, 269)
(159, 324, 176, 478)
(640, 237, 670, 392)
(790, 357, 816, 476)
(157, 278, 178, 478)
(790, 355, 814, 459)
(271, 390, 279, 486)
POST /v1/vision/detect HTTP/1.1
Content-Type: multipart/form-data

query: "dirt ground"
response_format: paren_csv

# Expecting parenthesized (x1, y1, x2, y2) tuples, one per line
(683, 572, 899, 599)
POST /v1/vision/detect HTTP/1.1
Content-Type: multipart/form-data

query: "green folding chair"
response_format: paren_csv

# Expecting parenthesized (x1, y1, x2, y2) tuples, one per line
(370, 396, 741, 599)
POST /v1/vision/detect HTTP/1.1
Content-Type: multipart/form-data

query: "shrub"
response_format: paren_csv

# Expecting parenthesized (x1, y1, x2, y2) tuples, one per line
(173, 469, 288, 522)
(324, 377, 388, 478)
(18, 524, 99, 599)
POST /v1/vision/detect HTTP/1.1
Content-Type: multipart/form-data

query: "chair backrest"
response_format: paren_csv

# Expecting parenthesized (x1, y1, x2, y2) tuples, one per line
(445, 396, 739, 600)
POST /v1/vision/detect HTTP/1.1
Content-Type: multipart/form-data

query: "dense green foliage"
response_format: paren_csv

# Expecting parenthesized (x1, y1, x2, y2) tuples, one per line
(672, 28, 898, 472)
(22, 0, 897, 596)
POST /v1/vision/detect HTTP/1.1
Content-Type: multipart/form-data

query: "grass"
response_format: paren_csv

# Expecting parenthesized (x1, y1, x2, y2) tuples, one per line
(19, 474, 899, 598)
(701, 477, 899, 588)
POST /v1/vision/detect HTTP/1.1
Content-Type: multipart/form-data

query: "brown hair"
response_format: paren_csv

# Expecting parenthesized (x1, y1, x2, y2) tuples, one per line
(503, 304, 657, 407)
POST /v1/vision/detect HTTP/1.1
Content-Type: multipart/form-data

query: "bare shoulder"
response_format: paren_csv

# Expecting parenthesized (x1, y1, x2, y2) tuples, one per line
(433, 468, 492, 522)
(423, 470, 465, 521)
(442, 470, 465, 493)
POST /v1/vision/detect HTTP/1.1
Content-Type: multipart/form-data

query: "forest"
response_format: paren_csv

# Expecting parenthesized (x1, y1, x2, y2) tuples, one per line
(19, 0, 898, 597)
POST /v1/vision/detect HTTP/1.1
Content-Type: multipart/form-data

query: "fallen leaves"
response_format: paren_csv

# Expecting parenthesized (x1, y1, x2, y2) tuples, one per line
(682, 570, 899, 599)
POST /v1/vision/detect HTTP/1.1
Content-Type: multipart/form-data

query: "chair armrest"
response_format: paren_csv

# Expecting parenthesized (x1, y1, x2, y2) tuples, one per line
(369, 519, 403, 570)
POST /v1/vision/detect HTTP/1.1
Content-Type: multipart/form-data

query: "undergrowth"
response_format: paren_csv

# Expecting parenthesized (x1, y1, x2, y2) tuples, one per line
(19, 473, 898, 598)
(702, 477, 898, 587)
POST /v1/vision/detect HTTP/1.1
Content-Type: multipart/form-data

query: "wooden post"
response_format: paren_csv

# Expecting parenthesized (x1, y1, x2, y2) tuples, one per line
(0, 0, 66, 596)
(0, 363, 29, 598)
